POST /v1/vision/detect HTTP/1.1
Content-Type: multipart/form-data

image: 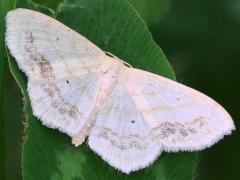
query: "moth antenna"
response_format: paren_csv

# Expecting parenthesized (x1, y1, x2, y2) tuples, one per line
(104, 51, 133, 68)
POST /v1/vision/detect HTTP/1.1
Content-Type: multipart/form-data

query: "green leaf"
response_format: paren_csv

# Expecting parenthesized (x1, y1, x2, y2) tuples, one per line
(56, 0, 175, 78)
(16, 0, 54, 15)
(128, 0, 172, 25)
(0, 0, 16, 179)
(7, 0, 198, 179)
(32, 0, 62, 10)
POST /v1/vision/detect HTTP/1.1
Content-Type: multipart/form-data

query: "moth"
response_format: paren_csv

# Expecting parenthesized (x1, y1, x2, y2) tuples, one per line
(6, 8, 235, 174)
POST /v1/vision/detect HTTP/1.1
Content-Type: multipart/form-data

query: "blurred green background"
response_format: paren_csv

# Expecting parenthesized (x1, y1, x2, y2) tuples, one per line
(3, 0, 239, 179)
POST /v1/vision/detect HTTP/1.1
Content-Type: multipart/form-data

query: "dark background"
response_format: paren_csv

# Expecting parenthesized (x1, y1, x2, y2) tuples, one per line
(4, 0, 240, 179)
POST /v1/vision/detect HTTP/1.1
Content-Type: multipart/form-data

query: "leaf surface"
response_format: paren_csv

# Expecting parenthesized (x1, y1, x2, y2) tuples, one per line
(0, 0, 17, 179)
